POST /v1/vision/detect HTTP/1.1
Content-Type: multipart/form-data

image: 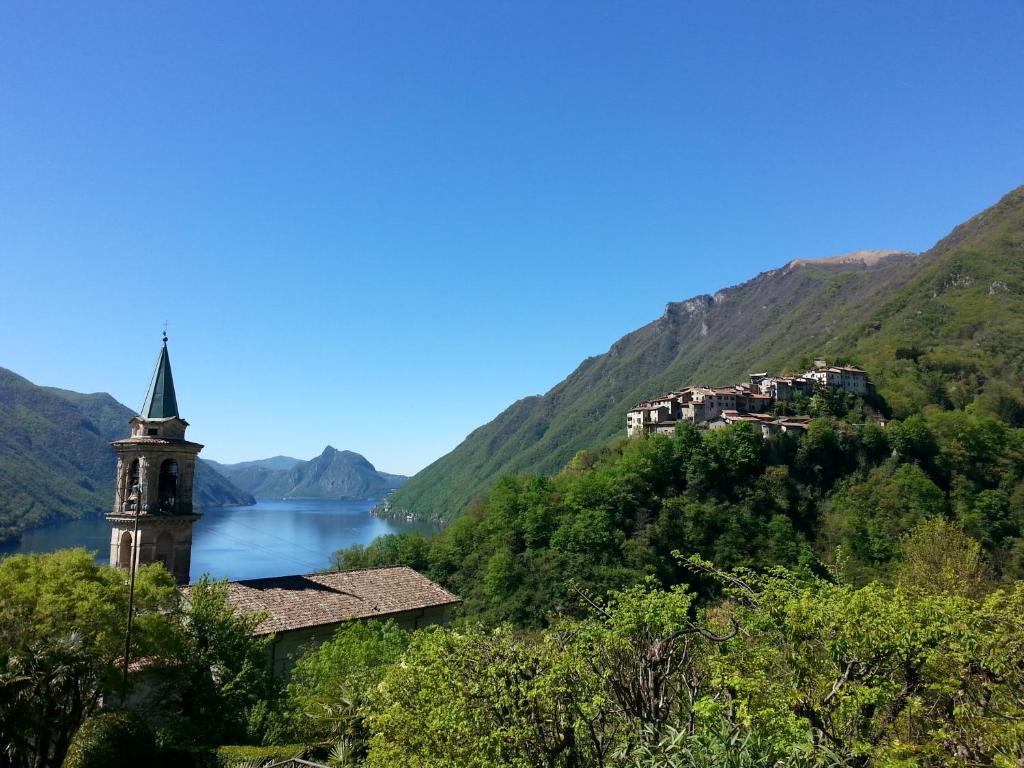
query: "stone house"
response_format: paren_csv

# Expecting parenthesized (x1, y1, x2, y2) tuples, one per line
(802, 365, 869, 396)
(755, 375, 815, 402)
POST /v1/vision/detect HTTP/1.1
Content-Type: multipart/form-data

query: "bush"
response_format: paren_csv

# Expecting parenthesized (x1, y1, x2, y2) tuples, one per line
(62, 711, 156, 768)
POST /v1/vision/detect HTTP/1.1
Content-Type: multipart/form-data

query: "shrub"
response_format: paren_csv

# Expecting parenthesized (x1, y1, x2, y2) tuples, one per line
(62, 711, 156, 768)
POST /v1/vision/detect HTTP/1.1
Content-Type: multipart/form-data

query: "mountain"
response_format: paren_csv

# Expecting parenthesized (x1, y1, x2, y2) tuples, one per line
(390, 186, 1024, 522)
(205, 456, 303, 473)
(212, 447, 407, 501)
(0, 368, 255, 543)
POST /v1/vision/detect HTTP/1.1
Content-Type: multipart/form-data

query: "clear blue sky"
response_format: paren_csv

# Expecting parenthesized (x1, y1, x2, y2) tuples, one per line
(2, 2, 1022, 474)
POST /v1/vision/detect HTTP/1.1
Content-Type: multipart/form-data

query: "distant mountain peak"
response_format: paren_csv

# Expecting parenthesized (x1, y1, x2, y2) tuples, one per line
(214, 448, 406, 500)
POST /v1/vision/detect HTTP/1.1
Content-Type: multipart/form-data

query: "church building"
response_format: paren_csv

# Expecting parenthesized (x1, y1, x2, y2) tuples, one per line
(108, 336, 460, 666)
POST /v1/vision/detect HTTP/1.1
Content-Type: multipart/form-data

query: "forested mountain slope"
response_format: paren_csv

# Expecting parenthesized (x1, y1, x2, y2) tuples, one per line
(390, 186, 1024, 522)
(0, 369, 254, 543)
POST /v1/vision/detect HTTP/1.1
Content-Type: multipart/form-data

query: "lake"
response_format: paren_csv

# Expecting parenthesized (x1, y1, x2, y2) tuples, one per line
(0, 499, 436, 582)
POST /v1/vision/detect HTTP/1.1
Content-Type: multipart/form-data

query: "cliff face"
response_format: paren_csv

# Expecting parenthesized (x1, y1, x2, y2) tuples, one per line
(212, 447, 407, 501)
(0, 369, 255, 542)
(389, 187, 1024, 522)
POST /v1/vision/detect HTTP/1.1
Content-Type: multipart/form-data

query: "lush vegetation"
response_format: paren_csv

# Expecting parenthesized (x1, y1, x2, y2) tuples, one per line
(5, 391, 1024, 767)
(0, 550, 278, 768)
(312, 382, 1024, 765)
(366, 557, 1024, 766)
(336, 402, 1024, 626)
(269, 527, 1024, 767)
(9, 525, 1024, 767)
(390, 185, 1024, 522)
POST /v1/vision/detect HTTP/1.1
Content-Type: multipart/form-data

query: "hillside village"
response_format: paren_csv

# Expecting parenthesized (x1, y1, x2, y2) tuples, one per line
(626, 361, 871, 438)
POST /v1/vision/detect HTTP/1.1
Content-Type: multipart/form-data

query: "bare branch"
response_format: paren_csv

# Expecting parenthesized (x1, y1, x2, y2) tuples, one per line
(570, 583, 612, 619)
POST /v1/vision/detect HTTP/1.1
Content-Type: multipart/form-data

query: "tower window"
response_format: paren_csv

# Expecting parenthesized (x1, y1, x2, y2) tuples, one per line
(147, 428, 158, 436)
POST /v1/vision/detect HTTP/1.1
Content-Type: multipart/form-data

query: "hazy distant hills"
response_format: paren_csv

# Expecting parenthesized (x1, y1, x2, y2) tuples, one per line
(207, 447, 407, 501)
(212, 455, 304, 473)
(0, 368, 255, 543)
(390, 185, 1024, 522)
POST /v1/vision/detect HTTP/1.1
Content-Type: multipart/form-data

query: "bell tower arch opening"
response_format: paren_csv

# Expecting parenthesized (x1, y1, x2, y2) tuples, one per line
(117, 531, 134, 569)
(125, 459, 140, 511)
(158, 459, 179, 513)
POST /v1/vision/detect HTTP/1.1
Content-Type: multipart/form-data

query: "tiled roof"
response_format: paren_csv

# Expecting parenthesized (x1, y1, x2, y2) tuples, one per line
(185, 566, 461, 636)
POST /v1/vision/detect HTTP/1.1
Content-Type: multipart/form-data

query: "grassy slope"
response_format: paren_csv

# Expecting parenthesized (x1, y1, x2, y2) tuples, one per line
(838, 186, 1024, 413)
(392, 186, 1024, 522)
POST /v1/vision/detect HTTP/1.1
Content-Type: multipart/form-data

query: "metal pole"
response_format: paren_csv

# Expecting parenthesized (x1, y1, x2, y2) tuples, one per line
(121, 484, 143, 704)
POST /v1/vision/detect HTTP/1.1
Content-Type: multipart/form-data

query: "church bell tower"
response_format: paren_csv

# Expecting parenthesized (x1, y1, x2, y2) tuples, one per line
(106, 334, 203, 585)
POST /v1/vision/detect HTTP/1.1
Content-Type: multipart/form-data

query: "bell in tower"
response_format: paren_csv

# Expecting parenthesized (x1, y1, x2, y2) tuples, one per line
(106, 334, 203, 585)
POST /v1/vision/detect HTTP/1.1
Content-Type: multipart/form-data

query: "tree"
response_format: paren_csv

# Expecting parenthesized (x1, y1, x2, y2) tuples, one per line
(364, 578, 739, 768)
(962, 489, 1014, 548)
(703, 562, 1024, 766)
(821, 463, 947, 572)
(284, 620, 408, 754)
(893, 517, 991, 598)
(0, 550, 177, 768)
(887, 415, 939, 468)
(141, 577, 279, 748)
(367, 625, 605, 768)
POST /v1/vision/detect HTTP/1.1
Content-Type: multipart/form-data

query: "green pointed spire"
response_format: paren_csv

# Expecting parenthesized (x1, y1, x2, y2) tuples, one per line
(141, 335, 179, 419)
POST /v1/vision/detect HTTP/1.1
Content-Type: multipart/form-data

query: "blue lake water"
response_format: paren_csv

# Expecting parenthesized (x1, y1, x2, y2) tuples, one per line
(0, 499, 435, 582)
